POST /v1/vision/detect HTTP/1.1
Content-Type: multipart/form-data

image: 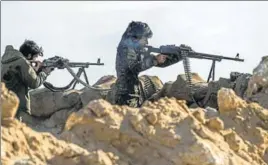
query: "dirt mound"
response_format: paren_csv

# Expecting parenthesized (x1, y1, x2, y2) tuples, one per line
(1, 83, 123, 165)
(1, 83, 121, 165)
(1, 119, 119, 165)
(59, 88, 267, 165)
(218, 88, 268, 164)
(2, 79, 268, 164)
(1, 83, 19, 119)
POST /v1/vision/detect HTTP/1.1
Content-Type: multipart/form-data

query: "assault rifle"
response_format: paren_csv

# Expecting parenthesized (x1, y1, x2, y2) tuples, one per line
(40, 56, 104, 69)
(145, 44, 244, 82)
(33, 56, 105, 92)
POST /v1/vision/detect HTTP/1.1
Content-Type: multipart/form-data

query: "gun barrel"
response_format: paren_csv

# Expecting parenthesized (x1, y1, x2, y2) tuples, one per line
(188, 52, 244, 62)
(68, 62, 104, 68)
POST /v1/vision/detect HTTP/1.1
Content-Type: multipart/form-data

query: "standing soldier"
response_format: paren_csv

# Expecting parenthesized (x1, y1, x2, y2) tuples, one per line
(114, 21, 181, 107)
(1, 40, 53, 122)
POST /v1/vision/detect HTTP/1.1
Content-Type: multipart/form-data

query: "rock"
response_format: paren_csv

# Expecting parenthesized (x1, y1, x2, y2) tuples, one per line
(192, 109, 206, 124)
(1, 83, 19, 119)
(218, 78, 235, 89)
(80, 75, 117, 107)
(147, 81, 173, 102)
(245, 56, 268, 98)
(30, 88, 82, 117)
(146, 112, 158, 125)
(233, 73, 252, 98)
(248, 92, 268, 109)
(204, 106, 219, 118)
(207, 117, 224, 131)
(80, 89, 106, 107)
(224, 131, 245, 152)
(218, 88, 247, 113)
(92, 75, 117, 89)
(87, 99, 113, 117)
(154, 73, 208, 102)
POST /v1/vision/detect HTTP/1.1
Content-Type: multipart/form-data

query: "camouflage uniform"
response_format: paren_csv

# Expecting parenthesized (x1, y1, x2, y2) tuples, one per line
(114, 44, 158, 107)
(1, 45, 48, 120)
(114, 21, 181, 107)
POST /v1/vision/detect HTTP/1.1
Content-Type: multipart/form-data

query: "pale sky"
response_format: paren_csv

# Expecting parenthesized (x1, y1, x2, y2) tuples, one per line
(1, 1, 268, 88)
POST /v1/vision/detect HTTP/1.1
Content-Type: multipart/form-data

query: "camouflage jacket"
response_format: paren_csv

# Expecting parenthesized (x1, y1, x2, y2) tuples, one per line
(114, 39, 158, 96)
(1, 45, 48, 114)
(114, 39, 181, 96)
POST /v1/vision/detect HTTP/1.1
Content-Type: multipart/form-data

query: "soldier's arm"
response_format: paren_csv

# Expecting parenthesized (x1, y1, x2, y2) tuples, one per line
(125, 48, 158, 73)
(155, 55, 182, 68)
(19, 59, 48, 89)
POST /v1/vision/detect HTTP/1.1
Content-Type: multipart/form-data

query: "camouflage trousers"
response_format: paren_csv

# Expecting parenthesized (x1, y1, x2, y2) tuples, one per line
(114, 93, 142, 108)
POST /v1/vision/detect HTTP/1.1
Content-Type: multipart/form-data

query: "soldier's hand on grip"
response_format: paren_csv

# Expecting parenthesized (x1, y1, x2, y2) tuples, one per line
(156, 54, 167, 64)
(42, 67, 54, 75)
(30, 60, 43, 72)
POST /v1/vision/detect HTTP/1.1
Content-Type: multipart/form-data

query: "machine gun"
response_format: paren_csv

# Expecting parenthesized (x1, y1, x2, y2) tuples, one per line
(145, 44, 244, 82)
(40, 56, 104, 69)
(145, 44, 244, 106)
(34, 56, 107, 92)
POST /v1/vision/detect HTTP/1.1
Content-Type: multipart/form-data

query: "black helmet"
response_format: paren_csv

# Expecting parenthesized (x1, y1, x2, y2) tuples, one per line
(125, 21, 153, 39)
(19, 39, 43, 57)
